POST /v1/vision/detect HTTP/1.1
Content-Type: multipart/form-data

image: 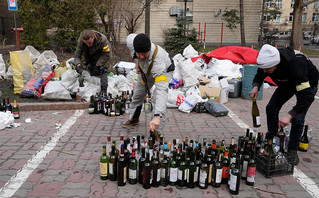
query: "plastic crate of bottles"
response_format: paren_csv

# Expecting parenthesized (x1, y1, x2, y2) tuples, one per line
(256, 152, 294, 178)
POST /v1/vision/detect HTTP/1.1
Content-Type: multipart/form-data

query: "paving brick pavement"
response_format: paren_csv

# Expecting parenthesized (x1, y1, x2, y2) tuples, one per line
(0, 60, 319, 197)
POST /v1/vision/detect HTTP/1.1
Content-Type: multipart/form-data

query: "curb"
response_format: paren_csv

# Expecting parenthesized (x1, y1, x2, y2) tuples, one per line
(19, 102, 89, 111)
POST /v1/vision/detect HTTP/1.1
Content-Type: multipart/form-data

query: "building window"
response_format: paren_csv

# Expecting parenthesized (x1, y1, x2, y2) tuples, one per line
(314, 0, 319, 10)
(291, 0, 294, 8)
(312, 13, 319, 22)
(264, 13, 271, 21)
(265, 0, 272, 9)
(302, 13, 307, 22)
(275, 0, 282, 9)
(274, 14, 281, 22)
(289, 13, 293, 21)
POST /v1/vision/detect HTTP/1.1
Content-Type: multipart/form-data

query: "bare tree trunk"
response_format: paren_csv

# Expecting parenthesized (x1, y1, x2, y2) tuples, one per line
(259, 0, 266, 47)
(145, 0, 150, 37)
(240, 0, 246, 46)
(291, 0, 303, 49)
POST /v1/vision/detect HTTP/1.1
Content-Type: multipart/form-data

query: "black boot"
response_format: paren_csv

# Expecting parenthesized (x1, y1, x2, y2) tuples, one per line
(288, 148, 299, 165)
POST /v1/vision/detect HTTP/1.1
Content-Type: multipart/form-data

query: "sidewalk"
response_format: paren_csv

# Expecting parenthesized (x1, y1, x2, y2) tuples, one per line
(0, 83, 318, 198)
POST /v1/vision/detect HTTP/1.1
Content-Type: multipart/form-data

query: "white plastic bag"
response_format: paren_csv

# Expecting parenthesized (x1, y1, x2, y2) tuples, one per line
(61, 69, 79, 91)
(179, 59, 201, 88)
(113, 61, 136, 76)
(33, 50, 60, 71)
(0, 54, 5, 79)
(167, 89, 185, 108)
(81, 83, 101, 102)
(24, 45, 41, 63)
(42, 81, 72, 100)
(0, 112, 15, 130)
(205, 58, 242, 79)
(182, 44, 199, 59)
(178, 93, 201, 113)
(4, 66, 13, 80)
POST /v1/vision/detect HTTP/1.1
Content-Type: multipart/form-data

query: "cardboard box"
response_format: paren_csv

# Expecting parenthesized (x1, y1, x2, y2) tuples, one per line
(199, 85, 221, 103)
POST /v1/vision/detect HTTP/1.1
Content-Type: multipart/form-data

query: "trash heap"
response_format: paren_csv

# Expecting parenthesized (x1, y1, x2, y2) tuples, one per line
(0, 44, 260, 116)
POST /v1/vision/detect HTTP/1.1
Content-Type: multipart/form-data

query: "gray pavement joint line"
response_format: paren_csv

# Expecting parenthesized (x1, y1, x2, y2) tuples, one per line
(0, 110, 84, 198)
(315, 96, 319, 100)
(225, 107, 318, 198)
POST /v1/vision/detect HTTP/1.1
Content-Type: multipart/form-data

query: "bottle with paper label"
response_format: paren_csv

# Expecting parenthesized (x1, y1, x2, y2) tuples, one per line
(252, 97, 261, 127)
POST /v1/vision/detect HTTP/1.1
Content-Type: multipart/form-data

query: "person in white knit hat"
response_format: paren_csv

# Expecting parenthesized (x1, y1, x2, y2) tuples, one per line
(249, 44, 318, 165)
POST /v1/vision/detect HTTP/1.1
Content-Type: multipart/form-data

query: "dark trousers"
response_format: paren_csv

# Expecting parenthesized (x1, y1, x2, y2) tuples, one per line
(266, 86, 317, 150)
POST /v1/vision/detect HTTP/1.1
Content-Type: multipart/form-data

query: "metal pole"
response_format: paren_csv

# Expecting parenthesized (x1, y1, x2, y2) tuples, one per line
(13, 11, 18, 50)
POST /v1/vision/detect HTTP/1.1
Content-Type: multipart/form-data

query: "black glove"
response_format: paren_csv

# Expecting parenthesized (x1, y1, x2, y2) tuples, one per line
(75, 64, 84, 74)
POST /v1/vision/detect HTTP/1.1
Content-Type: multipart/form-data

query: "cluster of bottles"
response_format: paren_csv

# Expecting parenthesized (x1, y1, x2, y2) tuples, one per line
(100, 130, 259, 195)
(89, 91, 133, 116)
(0, 98, 20, 119)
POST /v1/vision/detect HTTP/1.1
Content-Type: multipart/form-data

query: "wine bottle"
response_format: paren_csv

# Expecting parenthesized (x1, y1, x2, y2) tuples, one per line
(138, 147, 146, 184)
(241, 145, 250, 180)
(212, 161, 222, 188)
(299, 125, 309, 152)
(76, 88, 81, 102)
(246, 149, 256, 186)
(229, 155, 241, 195)
(89, 95, 95, 114)
(118, 145, 127, 186)
(143, 153, 152, 189)
(194, 148, 201, 187)
(187, 150, 196, 188)
(198, 157, 208, 189)
(169, 150, 178, 186)
(160, 153, 169, 187)
(109, 145, 118, 181)
(205, 147, 213, 185)
(252, 96, 261, 127)
(277, 127, 286, 153)
(152, 151, 161, 187)
(100, 145, 108, 180)
(12, 100, 20, 119)
(221, 151, 230, 184)
(5, 98, 12, 113)
(177, 151, 187, 187)
(128, 149, 138, 184)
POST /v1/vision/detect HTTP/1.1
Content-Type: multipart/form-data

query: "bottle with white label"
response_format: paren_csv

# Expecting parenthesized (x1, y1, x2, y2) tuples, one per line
(199, 158, 208, 189)
(160, 154, 169, 187)
(169, 150, 178, 186)
(187, 150, 196, 188)
(152, 151, 161, 187)
(229, 155, 241, 195)
(128, 149, 137, 184)
(177, 151, 187, 187)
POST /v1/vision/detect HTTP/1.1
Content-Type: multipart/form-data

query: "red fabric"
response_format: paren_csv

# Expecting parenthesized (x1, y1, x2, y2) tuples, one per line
(191, 46, 259, 64)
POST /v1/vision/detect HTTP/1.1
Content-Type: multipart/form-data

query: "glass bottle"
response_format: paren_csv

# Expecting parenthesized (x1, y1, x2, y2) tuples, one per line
(160, 153, 169, 187)
(152, 151, 161, 187)
(117, 145, 127, 186)
(212, 160, 222, 188)
(177, 151, 187, 187)
(299, 125, 309, 152)
(252, 96, 261, 127)
(198, 156, 208, 189)
(221, 151, 230, 184)
(143, 153, 152, 189)
(76, 88, 81, 102)
(109, 145, 117, 181)
(169, 150, 178, 186)
(5, 98, 12, 113)
(246, 149, 256, 186)
(241, 145, 250, 180)
(229, 155, 241, 195)
(138, 147, 146, 184)
(12, 99, 20, 119)
(100, 145, 108, 180)
(187, 150, 196, 188)
(128, 149, 138, 184)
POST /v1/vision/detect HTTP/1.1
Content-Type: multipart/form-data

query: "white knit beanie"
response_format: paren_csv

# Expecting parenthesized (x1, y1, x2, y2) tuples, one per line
(257, 44, 280, 69)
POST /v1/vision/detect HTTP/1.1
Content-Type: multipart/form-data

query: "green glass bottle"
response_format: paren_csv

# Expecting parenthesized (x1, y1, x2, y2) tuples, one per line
(160, 153, 170, 186)
(143, 153, 152, 189)
(109, 145, 118, 181)
(100, 145, 108, 180)
(128, 149, 138, 184)
(177, 151, 187, 187)
(187, 150, 196, 188)
(169, 150, 178, 186)
(152, 151, 161, 187)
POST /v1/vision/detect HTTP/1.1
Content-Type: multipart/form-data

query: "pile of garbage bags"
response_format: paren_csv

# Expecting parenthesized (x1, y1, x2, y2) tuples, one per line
(0, 44, 247, 115)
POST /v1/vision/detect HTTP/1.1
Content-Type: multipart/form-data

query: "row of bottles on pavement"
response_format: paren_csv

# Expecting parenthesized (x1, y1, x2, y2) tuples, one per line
(88, 90, 134, 116)
(99, 130, 260, 195)
(0, 98, 20, 119)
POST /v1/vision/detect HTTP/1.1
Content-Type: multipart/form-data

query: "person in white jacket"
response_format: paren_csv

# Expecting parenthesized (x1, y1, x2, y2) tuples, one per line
(123, 33, 171, 139)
